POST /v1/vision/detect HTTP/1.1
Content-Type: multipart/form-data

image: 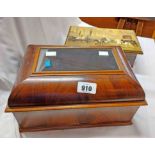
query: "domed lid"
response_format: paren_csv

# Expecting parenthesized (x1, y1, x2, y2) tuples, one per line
(8, 45, 145, 107)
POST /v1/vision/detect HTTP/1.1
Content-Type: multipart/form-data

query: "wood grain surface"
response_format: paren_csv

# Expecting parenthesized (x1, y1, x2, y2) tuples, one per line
(6, 45, 147, 132)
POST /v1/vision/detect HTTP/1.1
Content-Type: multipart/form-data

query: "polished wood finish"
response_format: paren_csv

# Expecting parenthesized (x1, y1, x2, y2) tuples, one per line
(12, 104, 139, 132)
(80, 17, 155, 38)
(6, 101, 146, 132)
(6, 45, 147, 132)
(8, 46, 144, 107)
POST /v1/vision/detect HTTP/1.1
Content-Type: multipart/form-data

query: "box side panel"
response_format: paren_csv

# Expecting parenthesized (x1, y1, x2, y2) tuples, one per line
(125, 53, 137, 67)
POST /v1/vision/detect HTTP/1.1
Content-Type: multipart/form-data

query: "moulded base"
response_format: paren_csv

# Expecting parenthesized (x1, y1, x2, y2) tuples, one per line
(19, 120, 132, 133)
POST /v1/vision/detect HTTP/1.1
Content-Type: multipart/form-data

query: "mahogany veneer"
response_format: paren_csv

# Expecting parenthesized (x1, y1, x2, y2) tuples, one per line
(6, 45, 147, 132)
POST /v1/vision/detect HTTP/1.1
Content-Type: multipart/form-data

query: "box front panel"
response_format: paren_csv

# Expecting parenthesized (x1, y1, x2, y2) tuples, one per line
(14, 106, 139, 132)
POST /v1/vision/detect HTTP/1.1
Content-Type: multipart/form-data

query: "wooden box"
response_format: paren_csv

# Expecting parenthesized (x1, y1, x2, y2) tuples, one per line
(5, 45, 147, 132)
(65, 26, 143, 67)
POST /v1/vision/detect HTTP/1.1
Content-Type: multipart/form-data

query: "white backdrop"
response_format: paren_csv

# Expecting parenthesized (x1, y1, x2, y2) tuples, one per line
(0, 17, 155, 137)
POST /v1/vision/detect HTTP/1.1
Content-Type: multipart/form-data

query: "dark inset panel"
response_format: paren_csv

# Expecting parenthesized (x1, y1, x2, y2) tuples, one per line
(36, 48, 119, 72)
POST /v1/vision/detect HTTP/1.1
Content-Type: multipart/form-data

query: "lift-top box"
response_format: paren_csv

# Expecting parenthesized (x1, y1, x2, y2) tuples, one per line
(65, 26, 143, 67)
(6, 45, 147, 132)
